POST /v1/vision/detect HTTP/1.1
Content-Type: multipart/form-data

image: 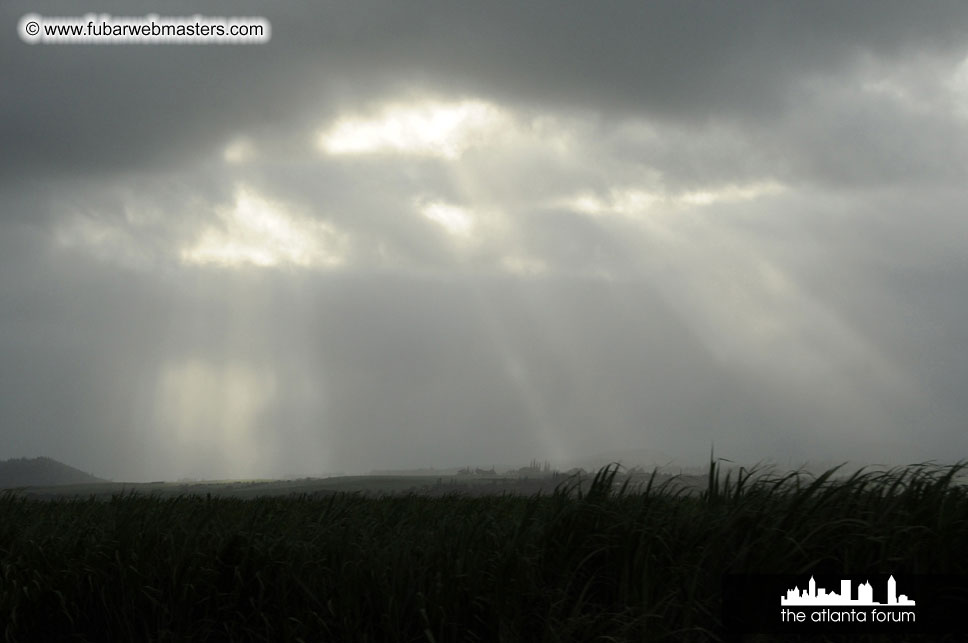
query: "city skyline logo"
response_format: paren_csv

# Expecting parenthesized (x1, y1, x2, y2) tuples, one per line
(722, 572, 963, 635)
(782, 574, 915, 607)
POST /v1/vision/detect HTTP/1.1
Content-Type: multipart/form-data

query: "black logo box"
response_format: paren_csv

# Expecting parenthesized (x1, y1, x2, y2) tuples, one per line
(722, 574, 968, 635)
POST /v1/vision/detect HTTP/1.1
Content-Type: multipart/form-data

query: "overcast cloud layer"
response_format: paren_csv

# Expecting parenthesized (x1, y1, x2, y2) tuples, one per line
(2, 1, 968, 481)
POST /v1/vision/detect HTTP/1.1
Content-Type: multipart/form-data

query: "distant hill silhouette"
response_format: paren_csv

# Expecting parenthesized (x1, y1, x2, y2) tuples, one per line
(0, 457, 106, 488)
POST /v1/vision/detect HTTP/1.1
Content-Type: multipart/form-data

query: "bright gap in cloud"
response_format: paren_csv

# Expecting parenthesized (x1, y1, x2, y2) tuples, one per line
(566, 189, 662, 218)
(563, 181, 784, 218)
(222, 137, 257, 164)
(679, 182, 784, 206)
(318, 99, 510, 159)
(419, 200, 475, 237)
(181, 186, 347, 269)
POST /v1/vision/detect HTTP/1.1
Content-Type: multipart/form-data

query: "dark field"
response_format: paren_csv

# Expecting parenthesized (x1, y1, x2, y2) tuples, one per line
(2, 463, 967, 642)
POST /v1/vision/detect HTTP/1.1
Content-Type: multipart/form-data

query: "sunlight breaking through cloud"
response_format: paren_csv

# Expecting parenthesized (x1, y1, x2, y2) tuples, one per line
(679, 182, 784, 205)
(181, 187, 347, 269)
(561, 181, 784, 219)
(419, 200, 475, 237)
(317, 99, 511, 159)
(154, 359, 277, 479)
(222, 137, 257, 164)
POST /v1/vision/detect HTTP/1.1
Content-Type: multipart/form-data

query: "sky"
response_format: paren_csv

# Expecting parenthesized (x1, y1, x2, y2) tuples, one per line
(2, 1, 968, 481)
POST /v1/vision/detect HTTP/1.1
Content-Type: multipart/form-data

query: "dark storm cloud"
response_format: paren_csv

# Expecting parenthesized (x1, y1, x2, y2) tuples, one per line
(1, 0, 324, 181)
(4, 0, 968, 184)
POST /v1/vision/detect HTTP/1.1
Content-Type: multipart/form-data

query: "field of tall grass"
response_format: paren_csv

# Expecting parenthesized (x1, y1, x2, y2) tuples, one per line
(1, 460, 966, 642)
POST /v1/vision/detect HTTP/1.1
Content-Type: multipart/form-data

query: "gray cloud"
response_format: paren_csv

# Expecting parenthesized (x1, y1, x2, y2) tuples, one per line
(5, 1, 968, 181)
(2, 1, 968, 479)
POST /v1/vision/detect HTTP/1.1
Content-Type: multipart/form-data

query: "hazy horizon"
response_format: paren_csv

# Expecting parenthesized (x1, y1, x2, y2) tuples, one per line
(3, 1, 968, 482)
